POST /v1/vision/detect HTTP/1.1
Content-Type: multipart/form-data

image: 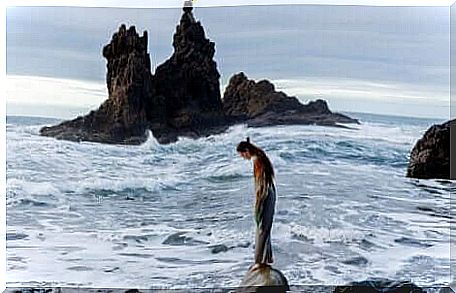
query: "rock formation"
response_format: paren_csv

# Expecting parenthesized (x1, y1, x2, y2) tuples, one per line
(223, 72, 359, 127)
(40, 6, 358, 145)
(41, 6, 227, 145)
(407, 119, 454, 179)
(41, 25, 154, 144)
(151, 4, 227, 143)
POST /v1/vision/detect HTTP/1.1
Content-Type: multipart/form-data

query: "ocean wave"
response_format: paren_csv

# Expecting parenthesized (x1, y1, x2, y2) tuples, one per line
(7, 178, 61, 197)
(6, 114, 452, 288)
(68, 176, 181, 196)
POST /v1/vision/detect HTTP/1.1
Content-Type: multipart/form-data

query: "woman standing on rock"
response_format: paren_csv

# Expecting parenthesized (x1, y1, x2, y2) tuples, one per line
(237, 138, 276, 266)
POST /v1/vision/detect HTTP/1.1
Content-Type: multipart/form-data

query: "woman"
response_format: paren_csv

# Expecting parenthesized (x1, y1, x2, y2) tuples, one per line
(237, 137, 276, 266)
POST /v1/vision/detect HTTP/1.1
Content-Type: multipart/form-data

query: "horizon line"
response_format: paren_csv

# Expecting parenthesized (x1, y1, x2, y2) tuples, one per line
(6, 74, 450, 121)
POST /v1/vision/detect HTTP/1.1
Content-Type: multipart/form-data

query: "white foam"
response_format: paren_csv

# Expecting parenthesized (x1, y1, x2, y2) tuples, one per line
(7, 178, 60, 197)
(6, 115, 451, 288)
(288, 223, 365, 245)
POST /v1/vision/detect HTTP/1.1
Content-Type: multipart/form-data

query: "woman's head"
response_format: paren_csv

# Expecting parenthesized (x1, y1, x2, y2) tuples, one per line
(237, 137, 255, 160)
(237, 137, 275, 184)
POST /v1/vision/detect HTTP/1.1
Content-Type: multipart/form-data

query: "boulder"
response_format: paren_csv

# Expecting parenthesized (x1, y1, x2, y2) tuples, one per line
(333, 278, 425, 293)
(407, 119, 455, 179)
(237, 264, 289, 293)
(223, 72, 359, 128)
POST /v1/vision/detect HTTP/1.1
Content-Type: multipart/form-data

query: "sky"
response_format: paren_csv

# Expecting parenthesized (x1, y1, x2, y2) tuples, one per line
(5, 3, 451, 119)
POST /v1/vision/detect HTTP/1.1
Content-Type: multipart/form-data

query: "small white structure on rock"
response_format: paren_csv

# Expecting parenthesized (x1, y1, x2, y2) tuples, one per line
(184, 0, 193, 10)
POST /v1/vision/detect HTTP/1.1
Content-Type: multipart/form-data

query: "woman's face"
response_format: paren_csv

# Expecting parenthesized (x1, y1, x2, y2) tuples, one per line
(239, 150, 252, 160)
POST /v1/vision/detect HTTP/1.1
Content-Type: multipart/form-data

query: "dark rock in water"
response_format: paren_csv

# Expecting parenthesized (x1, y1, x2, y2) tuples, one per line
(341, 256, 369, 266)
(209, 244, 230, 254)
(393, 237, 433, 248)
(223, 72, 359, 128)
(162, 232, 209, 246)
(237, 264, 289, 293)
(41, 24, 154, 145)
(333, 279, 425, 293)
(6, 232, 29, 241)
(152, 5, 227, 143)
(407, 119, 454, 179)
(439, 286, 455, 293)
(237, 241, 252, 248)
(209, 242, 251, 254)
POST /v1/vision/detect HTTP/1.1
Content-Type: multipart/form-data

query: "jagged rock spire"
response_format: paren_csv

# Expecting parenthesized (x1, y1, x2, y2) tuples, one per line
(102, 24, 151, 98)
(172, 5, 213, 62)
(40, 24, 154, 144)
(153, 5, 225, 136)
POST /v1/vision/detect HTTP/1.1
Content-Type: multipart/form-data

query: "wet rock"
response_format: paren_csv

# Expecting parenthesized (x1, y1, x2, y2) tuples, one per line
(394, 237, 433, 248)
(6, 232, 29, 241)
(162, 232, 209, 246)
(439, 285, 455, 293)
(291, 231, 314, 243)
(341, 256, 369, 266)
(333, 279, 425, 292)
(210, 244, 229, 254)
(123, 235, 148, 243)
(359, 239, 378, 251)
(223, 72, 359, 128)
(237, 264, 290, 293)
(103, 266, 120, 273)
(66, 266, 94, 272)
(237, 241, 252, 248)
(407, 119, 454, 179)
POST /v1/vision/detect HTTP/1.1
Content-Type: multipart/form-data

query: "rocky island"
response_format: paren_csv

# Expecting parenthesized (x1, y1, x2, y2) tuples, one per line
(40, 5, 358, 145)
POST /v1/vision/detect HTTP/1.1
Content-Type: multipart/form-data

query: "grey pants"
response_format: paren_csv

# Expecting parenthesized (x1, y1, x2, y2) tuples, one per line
(254, 185, 276, 264)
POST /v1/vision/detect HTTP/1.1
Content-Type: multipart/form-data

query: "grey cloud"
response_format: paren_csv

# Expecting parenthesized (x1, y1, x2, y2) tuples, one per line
(7, 5, 449, 97)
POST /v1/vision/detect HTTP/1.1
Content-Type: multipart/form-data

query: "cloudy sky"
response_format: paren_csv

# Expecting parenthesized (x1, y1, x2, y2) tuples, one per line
(6, 4, 450, 119)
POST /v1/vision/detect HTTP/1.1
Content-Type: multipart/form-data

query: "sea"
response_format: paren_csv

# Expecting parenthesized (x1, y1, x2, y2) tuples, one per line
(6, 112, 454, 290)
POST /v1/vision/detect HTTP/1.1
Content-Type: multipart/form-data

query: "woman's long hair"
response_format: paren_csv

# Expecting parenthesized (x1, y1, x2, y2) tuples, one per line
(237, 138, 275, 205)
